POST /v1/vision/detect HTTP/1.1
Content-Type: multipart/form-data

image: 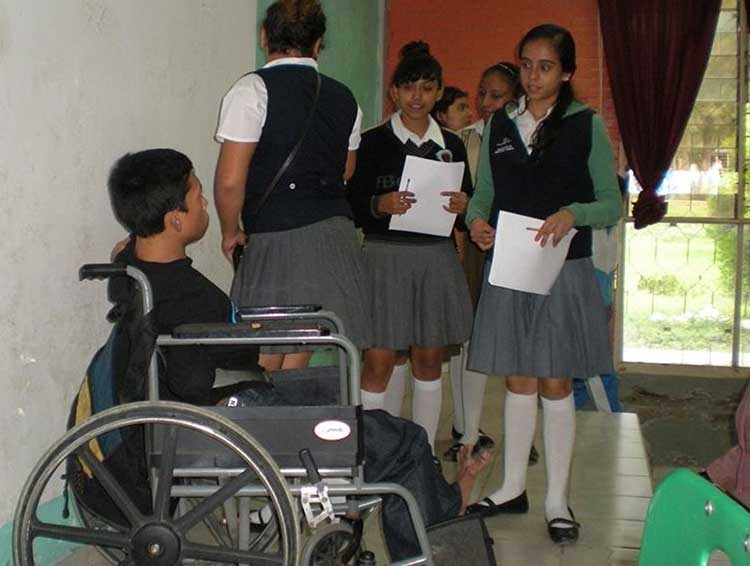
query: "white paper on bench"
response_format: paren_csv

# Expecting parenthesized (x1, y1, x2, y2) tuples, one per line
(388, 155, 464, 237)
(488, 210, 577, 295)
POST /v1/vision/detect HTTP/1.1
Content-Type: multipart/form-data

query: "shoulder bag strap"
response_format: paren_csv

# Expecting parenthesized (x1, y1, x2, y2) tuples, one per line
(249, 70, 322, 216)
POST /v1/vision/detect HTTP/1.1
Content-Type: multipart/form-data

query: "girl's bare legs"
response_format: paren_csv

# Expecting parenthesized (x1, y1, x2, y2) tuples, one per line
(410, 346, 444, 453)
(258, 352, 313, 371)
(361, 348, 397, 410)
(383, 352, 409, 417)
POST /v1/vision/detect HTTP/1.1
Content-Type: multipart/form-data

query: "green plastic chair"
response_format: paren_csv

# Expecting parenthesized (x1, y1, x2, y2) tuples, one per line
(639, 469, 750, 565)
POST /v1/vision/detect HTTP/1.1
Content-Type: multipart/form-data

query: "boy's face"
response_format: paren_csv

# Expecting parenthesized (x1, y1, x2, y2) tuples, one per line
(179, 173, 209, 244)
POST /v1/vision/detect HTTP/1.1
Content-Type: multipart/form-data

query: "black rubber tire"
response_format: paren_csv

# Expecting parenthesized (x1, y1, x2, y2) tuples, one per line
(13, 401, 300, 566)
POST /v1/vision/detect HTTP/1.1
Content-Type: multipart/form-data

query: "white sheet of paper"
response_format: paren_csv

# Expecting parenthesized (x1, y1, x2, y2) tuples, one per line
(388, 155, 464, 237)
(488, 211, 577, 295)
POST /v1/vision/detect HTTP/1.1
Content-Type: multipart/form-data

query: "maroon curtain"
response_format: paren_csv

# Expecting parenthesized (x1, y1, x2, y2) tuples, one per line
(598, 0, 721, 228)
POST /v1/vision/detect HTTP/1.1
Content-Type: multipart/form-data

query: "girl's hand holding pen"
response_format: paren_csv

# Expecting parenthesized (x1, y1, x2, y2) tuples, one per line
(377, 191, 416, 215)
(441, 191, 468, 214)
(535, 208, 575, 247)
(470, 218, 496, 251)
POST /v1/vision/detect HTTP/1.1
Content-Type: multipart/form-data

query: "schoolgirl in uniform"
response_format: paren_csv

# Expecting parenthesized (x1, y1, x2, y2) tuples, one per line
(431, 86, 473, 133)
(213, 0, 372, 370)
(348, 41, 473, 453)
(465, 25, 622, 544)
(443, 62, 523, 462)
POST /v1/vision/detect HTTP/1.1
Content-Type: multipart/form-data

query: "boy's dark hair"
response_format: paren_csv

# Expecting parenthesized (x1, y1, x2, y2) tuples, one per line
(431, 86, 468, 119)
(392, 40, 442, 87)
(263, 0, 326, 57)
(519, 24, 577, 156)
(108, 149, 193, 238)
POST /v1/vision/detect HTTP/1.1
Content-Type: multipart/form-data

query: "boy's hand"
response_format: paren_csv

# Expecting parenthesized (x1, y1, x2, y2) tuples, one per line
(441, 191, 468, 215)
(222, 230, 247, 262)
(470, 218, 495, 251)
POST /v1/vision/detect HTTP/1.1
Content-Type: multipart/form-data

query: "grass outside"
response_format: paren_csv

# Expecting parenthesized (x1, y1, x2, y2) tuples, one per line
(621, 193, 750, 365)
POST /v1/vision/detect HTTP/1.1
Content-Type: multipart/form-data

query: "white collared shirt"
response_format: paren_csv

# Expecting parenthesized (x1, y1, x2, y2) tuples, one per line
(509, 97, 555, 152)
(465, 119, 485, 138)
(389, 112, 445, 148)
(215, 56, 363, 150)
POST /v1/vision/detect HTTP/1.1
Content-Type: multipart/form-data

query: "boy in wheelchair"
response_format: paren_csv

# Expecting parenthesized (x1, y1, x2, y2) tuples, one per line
(71, 148, 489, 562)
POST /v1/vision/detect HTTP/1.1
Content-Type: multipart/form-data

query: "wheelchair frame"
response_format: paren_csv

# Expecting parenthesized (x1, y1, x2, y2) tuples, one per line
(13, 263, 436, 566)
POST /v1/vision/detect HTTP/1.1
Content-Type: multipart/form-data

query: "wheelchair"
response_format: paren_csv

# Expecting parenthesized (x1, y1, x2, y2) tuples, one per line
(13, 263, 436, 566)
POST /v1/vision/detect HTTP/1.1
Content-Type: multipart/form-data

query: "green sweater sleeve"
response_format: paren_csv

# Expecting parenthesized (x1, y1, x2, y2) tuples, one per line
(466, 119, 495, 226)
(565, 114, 623, 228)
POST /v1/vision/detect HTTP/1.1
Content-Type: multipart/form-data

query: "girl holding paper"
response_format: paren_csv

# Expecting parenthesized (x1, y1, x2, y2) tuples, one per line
(464, 24, 622, 545)
(440, 62, 523, 464)
(348, 41, 473, 455)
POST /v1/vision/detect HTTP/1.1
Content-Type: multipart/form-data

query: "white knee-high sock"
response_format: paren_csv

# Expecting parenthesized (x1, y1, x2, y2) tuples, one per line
(411, 377, 442, 453)
(449, 350, 465, 434)
(542, 393, 576, 522)
(486, 390, 538, 504)
(458, 342, 488, 446)
(384, 363, 409, 417)
(361, 389, 385, 411)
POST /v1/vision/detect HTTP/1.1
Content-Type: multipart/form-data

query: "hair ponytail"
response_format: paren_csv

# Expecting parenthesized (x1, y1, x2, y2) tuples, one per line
(391, 40, 443, 87)
(263, 0, 326, 57)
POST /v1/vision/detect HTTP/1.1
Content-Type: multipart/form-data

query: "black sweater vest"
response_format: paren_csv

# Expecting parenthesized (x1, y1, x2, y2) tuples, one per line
(487, 108, 595, 259)
(348, 122, 473, 243)
(242, 65, 358, 233)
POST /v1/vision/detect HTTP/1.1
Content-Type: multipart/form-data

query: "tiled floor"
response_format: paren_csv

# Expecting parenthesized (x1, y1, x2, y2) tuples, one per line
(428, 377, 650, 566)
(61, 375, 652, 565)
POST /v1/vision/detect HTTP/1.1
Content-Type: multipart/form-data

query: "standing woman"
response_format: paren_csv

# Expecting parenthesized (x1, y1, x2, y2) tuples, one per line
(443, 62, 522, 462)
(465, 25, 622, 545)
(348, 41, 473, 454)
(214, 0, 372, 370)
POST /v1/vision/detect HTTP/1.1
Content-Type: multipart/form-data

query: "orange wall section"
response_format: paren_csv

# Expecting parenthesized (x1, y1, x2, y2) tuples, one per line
(385, 0, 621, 157)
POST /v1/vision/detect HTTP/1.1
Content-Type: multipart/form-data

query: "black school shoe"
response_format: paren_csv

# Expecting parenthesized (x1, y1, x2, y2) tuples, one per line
(528, 444, 539, 466)
(546, 508, 580, 545)
(442, 427, 495, 461)
(465, 491, 529, 517)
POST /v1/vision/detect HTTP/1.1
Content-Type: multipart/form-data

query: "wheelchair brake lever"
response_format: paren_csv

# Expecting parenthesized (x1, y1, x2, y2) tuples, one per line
(299, 449, 335, 527)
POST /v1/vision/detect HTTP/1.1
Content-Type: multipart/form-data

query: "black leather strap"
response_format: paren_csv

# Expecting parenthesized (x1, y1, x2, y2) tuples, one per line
(249, 71, 322, 216)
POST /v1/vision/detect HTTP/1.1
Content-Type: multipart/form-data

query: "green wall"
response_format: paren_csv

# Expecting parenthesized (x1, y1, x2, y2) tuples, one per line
(256, 0, 385, 127)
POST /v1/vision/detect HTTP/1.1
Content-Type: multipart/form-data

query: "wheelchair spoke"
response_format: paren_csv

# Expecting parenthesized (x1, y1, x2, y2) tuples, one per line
(153, 424, 178, 521)
(31, 519, 129, 549)
(174, 469, 255, 533)
(182, 541, 283, 565)
(77, 445, 145, 528)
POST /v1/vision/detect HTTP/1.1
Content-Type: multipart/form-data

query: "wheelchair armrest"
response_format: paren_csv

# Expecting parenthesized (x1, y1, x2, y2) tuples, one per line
(79, 263, 127, 280)
(171, 321, 331, 339)
(237, 305, 322, 318)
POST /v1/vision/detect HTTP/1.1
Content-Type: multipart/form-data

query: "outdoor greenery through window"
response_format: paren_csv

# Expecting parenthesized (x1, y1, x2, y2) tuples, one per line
(620, 0, 749, 368)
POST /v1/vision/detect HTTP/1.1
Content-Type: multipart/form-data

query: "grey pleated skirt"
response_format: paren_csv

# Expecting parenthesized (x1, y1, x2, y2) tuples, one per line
(363, 238, 473, 350)
(468, 257, 613, 378)
(230, 216, 373, 350)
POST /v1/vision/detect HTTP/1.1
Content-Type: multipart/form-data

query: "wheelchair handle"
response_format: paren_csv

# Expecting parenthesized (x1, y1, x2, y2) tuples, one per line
(78, 263, 128, 280)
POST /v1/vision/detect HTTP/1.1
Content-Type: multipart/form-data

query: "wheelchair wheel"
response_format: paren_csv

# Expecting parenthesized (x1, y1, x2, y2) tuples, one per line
(301, 521, 361, 566)
(14, 401, 300, 566)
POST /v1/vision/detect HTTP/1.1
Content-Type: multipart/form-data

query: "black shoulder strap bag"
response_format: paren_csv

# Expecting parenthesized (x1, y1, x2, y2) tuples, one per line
(233, 71, 322, 270)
